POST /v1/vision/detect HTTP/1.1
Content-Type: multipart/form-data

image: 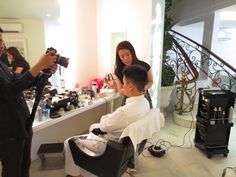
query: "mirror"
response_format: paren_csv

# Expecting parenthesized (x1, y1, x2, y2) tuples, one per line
(0, 0, 60, 66)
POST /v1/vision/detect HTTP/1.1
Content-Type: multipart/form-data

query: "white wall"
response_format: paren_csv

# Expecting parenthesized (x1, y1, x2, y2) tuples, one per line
(57, 0, 152, 87)
(211, 11, 236, 70)
(173, 22, 204, 44)
(44, 19, 62, 53)
(96, 0, 152, 78)
(58, 0, 98, 88)
(212, 29, 236, 70)
(0, 18, 45, 66)
(170, 0, 236, 24)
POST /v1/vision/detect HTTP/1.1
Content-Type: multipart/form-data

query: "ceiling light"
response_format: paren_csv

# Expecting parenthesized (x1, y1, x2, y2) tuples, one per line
(46, 13, 52, 17)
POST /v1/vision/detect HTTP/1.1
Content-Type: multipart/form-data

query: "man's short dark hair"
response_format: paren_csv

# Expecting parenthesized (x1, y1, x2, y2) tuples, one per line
(122, 64, 147, 92)
(0, 27, 3, 33)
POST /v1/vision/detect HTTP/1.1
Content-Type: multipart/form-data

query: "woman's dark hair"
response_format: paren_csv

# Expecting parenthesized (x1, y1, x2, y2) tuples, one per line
(115, 41, 140, 82)
(7, 46, 30, 73)
(122, 64, 147, 92)
(6, 46, 25, 62)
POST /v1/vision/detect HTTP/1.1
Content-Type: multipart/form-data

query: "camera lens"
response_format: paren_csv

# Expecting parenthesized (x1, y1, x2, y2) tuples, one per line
(56, 55, 69, 68)
(46, 47, 69, 68)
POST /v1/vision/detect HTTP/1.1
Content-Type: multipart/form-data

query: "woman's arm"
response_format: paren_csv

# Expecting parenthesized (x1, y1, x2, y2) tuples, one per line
(15, 67, 24, 74)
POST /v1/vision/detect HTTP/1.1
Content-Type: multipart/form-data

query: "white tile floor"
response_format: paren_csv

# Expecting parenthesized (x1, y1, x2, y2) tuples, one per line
(1, 111, 235, 177)
(28, 113, 236, 177)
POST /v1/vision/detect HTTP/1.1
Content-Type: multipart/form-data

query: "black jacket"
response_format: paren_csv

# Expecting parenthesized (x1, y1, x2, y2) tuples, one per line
(0, 53, 11, 67)
(0, 61, 35, 139)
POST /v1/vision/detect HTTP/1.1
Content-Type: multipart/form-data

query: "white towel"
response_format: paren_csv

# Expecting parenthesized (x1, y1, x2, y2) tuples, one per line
(119, 108, 165, 151)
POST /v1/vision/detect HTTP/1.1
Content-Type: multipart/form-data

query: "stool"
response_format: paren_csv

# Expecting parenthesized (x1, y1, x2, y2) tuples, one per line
(38, 143, 64, 170)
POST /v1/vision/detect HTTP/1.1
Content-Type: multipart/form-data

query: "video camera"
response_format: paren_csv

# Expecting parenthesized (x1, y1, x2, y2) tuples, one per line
(46, 47, 69, 68)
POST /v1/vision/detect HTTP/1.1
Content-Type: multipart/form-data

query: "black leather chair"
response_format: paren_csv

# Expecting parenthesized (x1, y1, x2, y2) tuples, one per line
(68, 108, 164, 177)
(68, 137, 145, 177)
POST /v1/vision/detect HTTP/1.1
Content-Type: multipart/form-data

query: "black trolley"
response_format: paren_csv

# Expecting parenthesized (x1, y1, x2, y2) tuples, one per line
(194, 89, 236, 158)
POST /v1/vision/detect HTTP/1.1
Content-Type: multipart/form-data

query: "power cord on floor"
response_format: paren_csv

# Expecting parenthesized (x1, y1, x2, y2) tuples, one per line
(144, 111, 196, 158)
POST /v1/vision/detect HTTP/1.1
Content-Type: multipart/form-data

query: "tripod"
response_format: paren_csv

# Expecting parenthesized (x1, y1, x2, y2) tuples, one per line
(27, 72, 52, 130)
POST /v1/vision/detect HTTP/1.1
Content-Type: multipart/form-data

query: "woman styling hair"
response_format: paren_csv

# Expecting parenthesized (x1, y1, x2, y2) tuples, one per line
(114, 40, 153, 108)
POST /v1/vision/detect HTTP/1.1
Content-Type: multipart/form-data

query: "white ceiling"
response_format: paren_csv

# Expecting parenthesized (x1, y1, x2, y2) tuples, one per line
(1, 0, 236, 29)
(0, 0, 60, 20)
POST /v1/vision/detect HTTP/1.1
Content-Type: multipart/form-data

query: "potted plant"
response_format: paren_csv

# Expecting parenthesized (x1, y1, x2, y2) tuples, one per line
(161, 63, 175, 87)
(162, 0, 175, 87)
(160, 0, 175, 113)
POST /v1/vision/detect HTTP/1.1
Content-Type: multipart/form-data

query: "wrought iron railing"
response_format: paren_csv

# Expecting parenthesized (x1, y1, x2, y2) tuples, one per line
(170, 30, 236, 91)
(165, 33, 198, 114)
(166, 30, 236, 114)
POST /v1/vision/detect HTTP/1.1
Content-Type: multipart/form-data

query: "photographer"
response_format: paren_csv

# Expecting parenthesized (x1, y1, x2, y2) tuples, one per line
(0, 33, 58, 177)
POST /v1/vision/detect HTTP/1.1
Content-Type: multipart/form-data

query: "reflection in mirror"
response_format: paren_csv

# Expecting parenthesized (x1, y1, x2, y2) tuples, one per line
(0, 0, 64, 86)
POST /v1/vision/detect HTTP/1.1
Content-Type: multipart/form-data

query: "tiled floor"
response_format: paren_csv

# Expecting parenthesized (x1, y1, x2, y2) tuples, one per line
(1, 111, 235, 177)
(29, 112, 236, 177)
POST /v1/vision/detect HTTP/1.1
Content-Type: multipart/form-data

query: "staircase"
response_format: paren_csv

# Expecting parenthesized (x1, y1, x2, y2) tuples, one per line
(166, 30, 236, 127)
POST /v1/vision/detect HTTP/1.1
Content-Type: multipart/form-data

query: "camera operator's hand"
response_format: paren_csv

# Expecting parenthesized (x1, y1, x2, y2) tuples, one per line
(29, 51, 57, 77)
(47, 63, 58, 74)
(37, 51, 57, 70)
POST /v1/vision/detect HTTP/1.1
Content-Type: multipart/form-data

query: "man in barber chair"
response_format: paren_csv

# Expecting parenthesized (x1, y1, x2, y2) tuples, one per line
(64, 64, 150, 177)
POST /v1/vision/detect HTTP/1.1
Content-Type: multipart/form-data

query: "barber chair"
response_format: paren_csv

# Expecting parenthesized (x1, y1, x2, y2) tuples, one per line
(68, 108, 164, 177)
(69, 137, 142, 177)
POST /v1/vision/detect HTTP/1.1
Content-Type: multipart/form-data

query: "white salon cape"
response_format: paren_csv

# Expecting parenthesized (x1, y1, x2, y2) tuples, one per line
(64, 95, 150, 176)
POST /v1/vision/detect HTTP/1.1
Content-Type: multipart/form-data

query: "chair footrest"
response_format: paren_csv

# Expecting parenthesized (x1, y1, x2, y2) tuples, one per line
(37, 143, 64, 170)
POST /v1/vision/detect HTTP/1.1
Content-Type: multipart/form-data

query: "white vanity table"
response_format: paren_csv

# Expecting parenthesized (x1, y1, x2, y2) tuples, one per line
(31, 92, 122, 160)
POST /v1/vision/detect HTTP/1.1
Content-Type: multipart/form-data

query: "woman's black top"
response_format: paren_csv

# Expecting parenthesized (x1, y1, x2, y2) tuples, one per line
(12, 59, 30, 74)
